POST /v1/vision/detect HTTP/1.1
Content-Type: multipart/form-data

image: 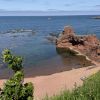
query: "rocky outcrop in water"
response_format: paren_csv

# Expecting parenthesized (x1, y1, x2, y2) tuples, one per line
(56, 26, 100, 62)
(92, 16, 100, 19)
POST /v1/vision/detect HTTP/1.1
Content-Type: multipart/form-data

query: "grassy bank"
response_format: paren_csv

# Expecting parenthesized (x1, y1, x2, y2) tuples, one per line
(44, 71, 100, 100)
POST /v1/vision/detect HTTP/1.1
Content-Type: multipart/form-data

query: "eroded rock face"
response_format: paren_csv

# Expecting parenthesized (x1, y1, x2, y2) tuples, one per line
(56, 26, 100, 61)
(62, 26, 75, 36)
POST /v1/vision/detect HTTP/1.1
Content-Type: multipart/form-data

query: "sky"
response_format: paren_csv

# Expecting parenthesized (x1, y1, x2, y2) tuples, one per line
(0, 0, 100, 16)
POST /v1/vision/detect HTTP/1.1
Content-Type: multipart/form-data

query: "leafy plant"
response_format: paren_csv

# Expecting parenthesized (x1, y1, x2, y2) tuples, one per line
(0, 49, 34, 100)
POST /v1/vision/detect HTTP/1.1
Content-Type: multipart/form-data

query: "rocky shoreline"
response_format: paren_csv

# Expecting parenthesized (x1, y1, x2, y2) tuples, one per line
(0, 26, 100, 100)
(56, 26, 100, 63)
(92, 16, 100, 19)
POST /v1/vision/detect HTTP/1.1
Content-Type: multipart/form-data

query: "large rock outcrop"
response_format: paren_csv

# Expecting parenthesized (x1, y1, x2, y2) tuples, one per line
(56, 26, 100, 62)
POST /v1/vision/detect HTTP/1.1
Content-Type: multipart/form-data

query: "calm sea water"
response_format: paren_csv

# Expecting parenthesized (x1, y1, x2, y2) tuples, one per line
(0, 15, 100, 74)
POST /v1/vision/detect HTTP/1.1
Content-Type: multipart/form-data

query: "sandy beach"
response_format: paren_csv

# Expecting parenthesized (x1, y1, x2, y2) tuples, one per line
(0, 1, 100, 99)
(0, 61, 99, 100)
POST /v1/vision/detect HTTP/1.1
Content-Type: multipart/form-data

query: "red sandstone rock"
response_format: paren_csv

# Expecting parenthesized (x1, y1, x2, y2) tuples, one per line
(63, 26, 75, 36)
(56, 26, 100, 61)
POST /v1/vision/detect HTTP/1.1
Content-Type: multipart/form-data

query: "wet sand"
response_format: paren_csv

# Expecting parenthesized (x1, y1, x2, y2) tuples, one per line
(0, 61, 100, 100)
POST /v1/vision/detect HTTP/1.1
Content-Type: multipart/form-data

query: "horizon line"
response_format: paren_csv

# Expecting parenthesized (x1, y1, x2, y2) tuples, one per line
(0, 11, 100, 16)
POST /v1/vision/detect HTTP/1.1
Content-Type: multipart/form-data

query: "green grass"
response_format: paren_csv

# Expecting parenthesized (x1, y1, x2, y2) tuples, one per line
(43, 71, 100, 100)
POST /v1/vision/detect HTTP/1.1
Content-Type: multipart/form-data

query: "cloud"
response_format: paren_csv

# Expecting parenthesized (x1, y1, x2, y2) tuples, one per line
(94, 5, 100, 10)
(95, 5, 100, 7)
(2, 0, 37, 1)
(64, 4, 71, 7)
(2, 0, 14, 1)
(0, 9, 6, 11)
(47, 9, 59, 11)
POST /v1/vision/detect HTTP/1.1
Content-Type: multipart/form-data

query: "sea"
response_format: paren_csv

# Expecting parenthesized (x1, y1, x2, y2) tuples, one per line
(0, 15, 100, 78)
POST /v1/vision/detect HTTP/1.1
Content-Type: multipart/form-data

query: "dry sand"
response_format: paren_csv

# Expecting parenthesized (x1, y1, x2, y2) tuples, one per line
(0, 62, 100, 100)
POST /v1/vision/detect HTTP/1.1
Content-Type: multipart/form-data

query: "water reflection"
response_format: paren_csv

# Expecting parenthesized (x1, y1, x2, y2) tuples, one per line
(56, 47, 93, 68)
(0, 46, 93, 79)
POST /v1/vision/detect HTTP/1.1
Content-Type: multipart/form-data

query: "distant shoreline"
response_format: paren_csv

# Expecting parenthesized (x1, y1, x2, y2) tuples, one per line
(92, 16, 100, 19)
(0, 15, 100, 17)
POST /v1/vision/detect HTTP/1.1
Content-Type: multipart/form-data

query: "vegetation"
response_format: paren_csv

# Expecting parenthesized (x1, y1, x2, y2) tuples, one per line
(0, 49, 34, 100)
(44, 71, 100, 100)
(0, 49, 100, 100)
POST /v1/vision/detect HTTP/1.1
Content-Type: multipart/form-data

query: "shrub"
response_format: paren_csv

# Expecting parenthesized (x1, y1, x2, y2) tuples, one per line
(0, 49, 34, 100)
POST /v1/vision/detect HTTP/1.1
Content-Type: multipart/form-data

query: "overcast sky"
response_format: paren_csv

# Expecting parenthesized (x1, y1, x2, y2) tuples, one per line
(0, 0, 100, 16)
